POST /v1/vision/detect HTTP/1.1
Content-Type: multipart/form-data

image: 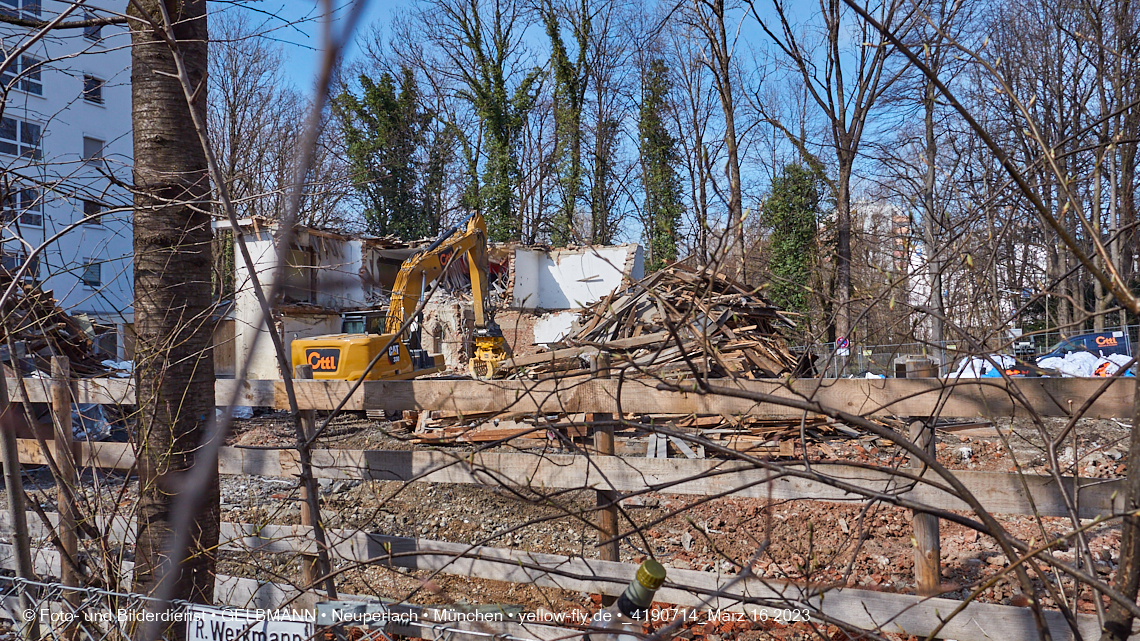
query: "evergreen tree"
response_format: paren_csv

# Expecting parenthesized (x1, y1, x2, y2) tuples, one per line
(472, 74, 540, 242)
(638, 59, 683, 271)
(333, 68, 444, 240)
(766, 163, 822, 314)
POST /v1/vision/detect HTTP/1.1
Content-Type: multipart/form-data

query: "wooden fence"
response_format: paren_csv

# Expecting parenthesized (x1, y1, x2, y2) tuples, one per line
(2, 376, 1137, 641)
(3, 376, 1135, 417)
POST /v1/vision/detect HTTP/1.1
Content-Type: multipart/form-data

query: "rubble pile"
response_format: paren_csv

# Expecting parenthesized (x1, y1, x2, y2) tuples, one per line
(0, 282, 107, 376)
(411, 267, 857, 448)
(499, 264, 801, 380)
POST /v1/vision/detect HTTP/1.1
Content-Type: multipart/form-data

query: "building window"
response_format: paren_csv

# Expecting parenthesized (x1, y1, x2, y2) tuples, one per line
(82, 75, 103, 104)
(1, 253, 38, 279)
(2, 186, 42, 226)
(82, 199, 103, 225)
(94, 326, 118, 357)
(0, 0, 39, 18)
(18, 188, 41, 226)
(0, 56, 43, 95)
(81, 260, 101, 287)
(83, 11, 100, 41)
(0, 117, 41, 159)
(82, 136, 103, 161)
(283, 247, 315, 303)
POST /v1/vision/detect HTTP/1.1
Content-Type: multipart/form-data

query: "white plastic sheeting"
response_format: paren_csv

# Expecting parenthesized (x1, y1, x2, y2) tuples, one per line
(950, 352, 1136, 378)
(216, 406, 255, 419)
(72, 404, 111, 441)
(948, 354, 1017, 378)
(101, 359, 133, 378)
(1037, 352, 1135, 377)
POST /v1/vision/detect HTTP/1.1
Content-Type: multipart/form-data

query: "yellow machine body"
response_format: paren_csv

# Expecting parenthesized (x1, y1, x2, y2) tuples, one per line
(291, 333, 444, 381)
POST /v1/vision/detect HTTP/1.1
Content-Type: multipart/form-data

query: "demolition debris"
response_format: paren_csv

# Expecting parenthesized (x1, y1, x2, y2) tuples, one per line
(499, 264, 803, 380)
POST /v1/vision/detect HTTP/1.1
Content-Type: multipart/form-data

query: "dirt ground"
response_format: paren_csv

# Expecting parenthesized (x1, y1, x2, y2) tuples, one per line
(6, 411, 1130, 639)
(218, 413, 1128, 612)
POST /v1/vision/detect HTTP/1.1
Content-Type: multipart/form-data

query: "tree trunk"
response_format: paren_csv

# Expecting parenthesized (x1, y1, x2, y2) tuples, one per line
(1092, 159, 1107, 331)
(129, 0, 219, 607)
(1101, 388, 1140, 641)
(704, 0, 744, 279)
(835, 158, 853, 342)
(922, 79, 945, 370)
(698, 145, 710, 264)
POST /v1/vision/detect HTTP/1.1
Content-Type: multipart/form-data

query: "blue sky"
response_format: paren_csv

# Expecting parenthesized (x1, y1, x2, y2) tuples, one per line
(230, 0, 410, 93)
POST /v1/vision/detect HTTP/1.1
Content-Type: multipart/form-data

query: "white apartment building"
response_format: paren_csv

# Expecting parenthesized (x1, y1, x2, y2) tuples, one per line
(1, 0, 133, 357)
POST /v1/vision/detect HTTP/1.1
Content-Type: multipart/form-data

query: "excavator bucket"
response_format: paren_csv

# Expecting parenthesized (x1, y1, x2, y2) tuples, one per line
(470, 334, 509, 379)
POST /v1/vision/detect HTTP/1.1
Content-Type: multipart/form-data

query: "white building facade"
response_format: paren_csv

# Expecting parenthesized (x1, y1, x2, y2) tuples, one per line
(2, 0, 133, 356)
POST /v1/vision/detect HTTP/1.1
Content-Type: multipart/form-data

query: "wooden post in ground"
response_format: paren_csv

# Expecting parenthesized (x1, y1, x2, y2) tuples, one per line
(909, 418, 940, 596)
(52, 357, 81, 627)
(0, 374, 41, 638)
(590, 354, 619, 606)
(294, 364, 320, 587)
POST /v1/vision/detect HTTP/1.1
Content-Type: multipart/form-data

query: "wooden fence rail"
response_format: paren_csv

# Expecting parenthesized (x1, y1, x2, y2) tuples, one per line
(4, 377, 1136, 418)
(14, 439, 1127, 520)
(0, 541, 577, 640)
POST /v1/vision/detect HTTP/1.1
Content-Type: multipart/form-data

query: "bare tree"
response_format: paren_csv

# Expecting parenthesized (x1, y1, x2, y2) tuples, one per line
(584, 0, 636, 245)
(687, 0, 747, 277)
(666, 19, 719, 263)
(750, 0, 911, 342)
(209, 13, 350, 230)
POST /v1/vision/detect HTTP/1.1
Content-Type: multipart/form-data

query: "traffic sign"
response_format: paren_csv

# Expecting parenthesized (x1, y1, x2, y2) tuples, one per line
(836, 336, 850, 350)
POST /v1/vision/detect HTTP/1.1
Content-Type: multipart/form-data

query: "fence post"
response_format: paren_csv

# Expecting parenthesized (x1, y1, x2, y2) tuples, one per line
(589, 354, 619, 606)
(909, 418, 940, 596)
(294, 364, 320, 588)
(0, 374, 41, 638)
(52, 356, 81, 629)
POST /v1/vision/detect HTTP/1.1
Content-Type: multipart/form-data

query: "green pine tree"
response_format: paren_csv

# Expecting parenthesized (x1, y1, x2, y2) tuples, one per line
(333, 68, 445, 240)
(766, 163, 822, 315)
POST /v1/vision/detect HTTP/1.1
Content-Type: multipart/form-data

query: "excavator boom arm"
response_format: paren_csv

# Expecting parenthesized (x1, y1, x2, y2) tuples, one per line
(384, 213, 493, 337)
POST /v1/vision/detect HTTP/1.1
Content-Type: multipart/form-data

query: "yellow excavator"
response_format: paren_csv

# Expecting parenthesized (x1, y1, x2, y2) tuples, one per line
(290, 213, 510, 380)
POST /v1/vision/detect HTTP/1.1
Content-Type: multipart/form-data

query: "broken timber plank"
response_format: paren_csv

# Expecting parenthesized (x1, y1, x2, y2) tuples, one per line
(669, 435, 699, 459)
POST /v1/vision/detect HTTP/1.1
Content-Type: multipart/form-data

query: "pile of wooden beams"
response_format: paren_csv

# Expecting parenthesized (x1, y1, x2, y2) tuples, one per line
(400, 410, 870, 458)
(0, 281, 108, 376)
(498, 264, 801, 380)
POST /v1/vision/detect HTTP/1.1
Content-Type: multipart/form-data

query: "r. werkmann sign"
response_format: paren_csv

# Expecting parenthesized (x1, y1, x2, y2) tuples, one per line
(186, 605, 311, 641)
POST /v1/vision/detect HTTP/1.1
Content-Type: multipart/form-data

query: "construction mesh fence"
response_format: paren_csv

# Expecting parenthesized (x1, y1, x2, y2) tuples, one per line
(0, 576, 197, 641)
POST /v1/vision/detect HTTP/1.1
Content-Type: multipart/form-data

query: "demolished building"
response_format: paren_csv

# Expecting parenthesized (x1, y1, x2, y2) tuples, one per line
(216, 218, 644, 380)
